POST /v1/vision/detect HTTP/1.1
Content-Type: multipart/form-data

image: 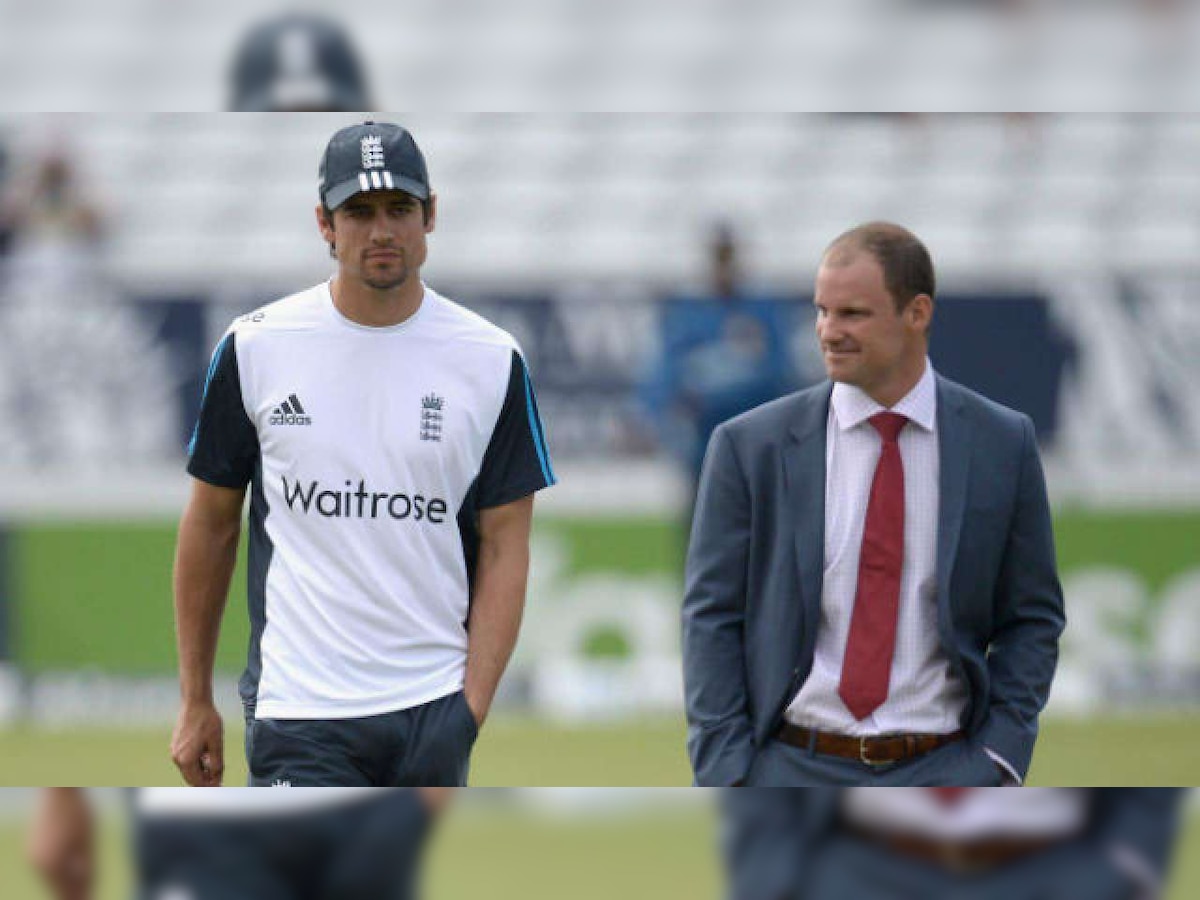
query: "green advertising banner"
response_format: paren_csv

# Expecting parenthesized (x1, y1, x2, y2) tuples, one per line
(11, 510, 1200, 716)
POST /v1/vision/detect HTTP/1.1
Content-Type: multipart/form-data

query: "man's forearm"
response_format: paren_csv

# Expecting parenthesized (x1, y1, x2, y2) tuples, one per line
(28, 788, 94, 900)
(174, 506, 240, 703)
(462, 540, 529, 724)
(34, 789, 89, 825)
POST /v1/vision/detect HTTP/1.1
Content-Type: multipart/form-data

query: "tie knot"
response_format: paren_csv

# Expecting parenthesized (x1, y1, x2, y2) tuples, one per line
(869, 411, 908, 443)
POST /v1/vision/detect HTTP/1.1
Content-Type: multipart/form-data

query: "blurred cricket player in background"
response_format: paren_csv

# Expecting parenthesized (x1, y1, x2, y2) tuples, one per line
(228, 12, 373, 112)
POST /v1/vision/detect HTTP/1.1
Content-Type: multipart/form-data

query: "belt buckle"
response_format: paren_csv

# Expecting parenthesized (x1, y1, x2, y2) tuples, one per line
(859, 736, 891, 768)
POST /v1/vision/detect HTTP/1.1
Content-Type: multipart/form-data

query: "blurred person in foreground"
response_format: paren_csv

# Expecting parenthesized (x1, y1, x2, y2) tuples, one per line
(229, 12, 372, 111)
(722, 788, 1185, 900)
(28, 787, 450, 900)
(683, 222, 1064, 786)
(171, 121, 555, 787)
(635, 223, 800, 520)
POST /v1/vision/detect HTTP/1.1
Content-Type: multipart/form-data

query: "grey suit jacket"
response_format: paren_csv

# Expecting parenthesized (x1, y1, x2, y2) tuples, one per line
(683, 375, 1065, 787)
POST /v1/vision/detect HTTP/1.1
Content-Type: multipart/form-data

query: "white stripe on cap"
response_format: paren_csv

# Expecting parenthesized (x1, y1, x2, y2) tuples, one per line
(383, 172, 395, 189)
(371, 171, 383, 189)
(358, 173, 370, 192)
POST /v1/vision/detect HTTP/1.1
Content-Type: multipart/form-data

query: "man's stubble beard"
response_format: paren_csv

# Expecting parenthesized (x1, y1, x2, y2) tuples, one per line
(360, 254, 411, 292)
(363, 266, 410, 292)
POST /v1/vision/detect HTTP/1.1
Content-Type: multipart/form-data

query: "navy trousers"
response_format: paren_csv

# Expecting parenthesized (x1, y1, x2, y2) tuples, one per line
(246, 690, 478, 787)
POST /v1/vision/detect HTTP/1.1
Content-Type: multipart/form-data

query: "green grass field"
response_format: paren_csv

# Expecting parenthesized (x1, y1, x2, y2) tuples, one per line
(1, 714, 1198, 786)
(1, 800, 1197, 900)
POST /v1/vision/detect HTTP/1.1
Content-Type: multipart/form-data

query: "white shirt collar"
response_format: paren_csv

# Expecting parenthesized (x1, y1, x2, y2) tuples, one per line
(831, 358, 938, 434)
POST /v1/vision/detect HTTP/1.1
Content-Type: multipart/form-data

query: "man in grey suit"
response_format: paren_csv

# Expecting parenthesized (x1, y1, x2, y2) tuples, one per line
(682, 222, 1065, 786)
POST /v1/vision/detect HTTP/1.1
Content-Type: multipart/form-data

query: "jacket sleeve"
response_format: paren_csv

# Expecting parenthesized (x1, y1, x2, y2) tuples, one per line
(978, 414, 1066, 778)
(683, 424, 757, 786)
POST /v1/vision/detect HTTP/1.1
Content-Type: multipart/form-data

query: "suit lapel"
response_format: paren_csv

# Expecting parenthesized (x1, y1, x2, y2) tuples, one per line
(936, 376, 971, 629)
(784, 383, 832, 661)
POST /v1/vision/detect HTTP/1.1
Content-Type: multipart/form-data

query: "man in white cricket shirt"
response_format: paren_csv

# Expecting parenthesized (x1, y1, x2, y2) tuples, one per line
(170, 120, 555, 787)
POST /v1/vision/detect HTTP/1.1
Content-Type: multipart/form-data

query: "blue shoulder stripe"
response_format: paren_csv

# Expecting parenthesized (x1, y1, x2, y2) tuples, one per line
(520, 356, 556, 486)
(187, 333, 233, 457)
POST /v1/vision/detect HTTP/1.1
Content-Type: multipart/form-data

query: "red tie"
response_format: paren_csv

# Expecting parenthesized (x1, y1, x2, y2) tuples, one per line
(838, 411, 908, 721)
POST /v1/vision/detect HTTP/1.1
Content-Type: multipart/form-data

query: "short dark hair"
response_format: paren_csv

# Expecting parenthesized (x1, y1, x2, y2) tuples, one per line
(823, 222, 936, 312)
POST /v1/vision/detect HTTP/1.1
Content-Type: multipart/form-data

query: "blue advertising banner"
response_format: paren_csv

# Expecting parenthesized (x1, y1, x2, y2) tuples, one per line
(193, 288, 1074, 462)
(930, 293, 1075, 445)
(0, 285, 1094, 472)
(0, 294, 208, 469)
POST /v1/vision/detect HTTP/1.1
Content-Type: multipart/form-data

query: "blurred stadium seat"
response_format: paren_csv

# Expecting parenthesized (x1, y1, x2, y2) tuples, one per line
(5, 114, 1200, 286)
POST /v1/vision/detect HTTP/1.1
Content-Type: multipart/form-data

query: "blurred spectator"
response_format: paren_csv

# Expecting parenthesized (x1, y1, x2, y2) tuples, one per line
(229, 12, 373, 111)
(0, 149, 104, 297)
(0, 134, 12, 275)
(907, 0, 1031, 10)
(635, 222, 801, 508)
(1142, 0, 1185, 15)
(0, 142, 177, 470)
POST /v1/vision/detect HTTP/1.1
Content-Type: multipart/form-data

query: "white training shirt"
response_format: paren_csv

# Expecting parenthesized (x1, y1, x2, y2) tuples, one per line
(187, 282, 555, 720)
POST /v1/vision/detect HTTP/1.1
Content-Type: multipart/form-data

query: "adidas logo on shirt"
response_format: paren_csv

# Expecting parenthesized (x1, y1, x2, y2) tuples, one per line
(269, 394, 312, 427)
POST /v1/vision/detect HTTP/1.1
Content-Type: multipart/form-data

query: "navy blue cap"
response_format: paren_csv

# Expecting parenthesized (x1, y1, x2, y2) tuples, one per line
(319, 121, 431, 210)
(230, 13, 371, 112)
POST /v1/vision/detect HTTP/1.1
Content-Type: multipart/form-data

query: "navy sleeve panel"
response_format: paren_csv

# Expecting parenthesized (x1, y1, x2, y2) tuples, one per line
(475, 350, 556, 510)
(186, 332, 259, 489)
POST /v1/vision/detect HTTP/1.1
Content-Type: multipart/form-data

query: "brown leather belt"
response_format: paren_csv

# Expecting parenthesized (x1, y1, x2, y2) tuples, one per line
(848, 826, 1064, 874)
(776, 723, 965, 766)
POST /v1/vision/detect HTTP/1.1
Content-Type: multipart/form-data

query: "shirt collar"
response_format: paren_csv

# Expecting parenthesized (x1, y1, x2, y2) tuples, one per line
(831, 358, 937, 434)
